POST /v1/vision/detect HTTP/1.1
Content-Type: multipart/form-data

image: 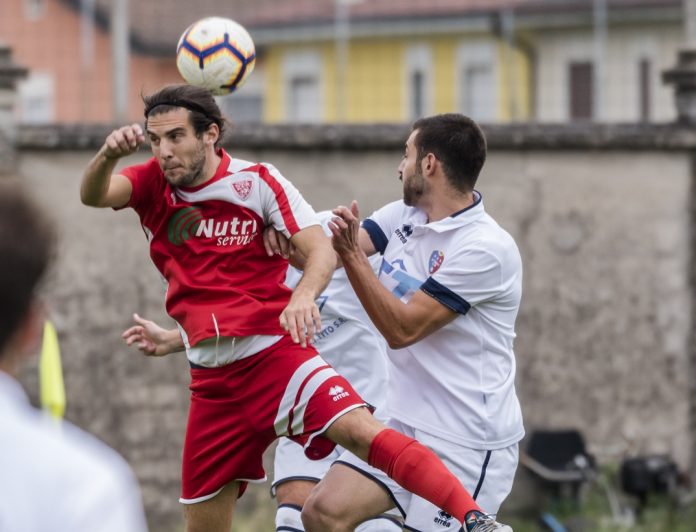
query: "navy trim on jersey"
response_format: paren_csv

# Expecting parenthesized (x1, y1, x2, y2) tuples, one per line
(472, 450, 492, 500)
(450, 191, 482, 218)
(334, 460, 406, 517)
(362, 219, 389, 254)
(420, 278, 471, 315)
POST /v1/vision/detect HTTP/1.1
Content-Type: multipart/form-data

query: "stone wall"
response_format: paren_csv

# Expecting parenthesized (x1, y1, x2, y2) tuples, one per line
(10, 123, 696, 529)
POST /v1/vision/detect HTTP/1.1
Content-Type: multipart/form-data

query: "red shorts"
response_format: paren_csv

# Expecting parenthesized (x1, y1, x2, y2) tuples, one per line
(180, 335, 366, 503)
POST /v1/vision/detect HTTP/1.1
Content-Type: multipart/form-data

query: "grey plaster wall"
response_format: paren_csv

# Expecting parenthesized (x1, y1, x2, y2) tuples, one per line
(12, 142, 693, 528)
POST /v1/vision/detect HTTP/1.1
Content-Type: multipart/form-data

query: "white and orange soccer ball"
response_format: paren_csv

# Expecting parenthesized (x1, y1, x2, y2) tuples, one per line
(176, 16, 256, 95)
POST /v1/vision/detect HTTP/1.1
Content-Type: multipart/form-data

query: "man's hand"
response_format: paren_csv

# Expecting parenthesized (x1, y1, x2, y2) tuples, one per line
(329, 200, 362, 258)
(263, 226, 292, 258)
(121, 313, 184, 357)
(102, 124, 145, 160)
(279, 291, 321, 348)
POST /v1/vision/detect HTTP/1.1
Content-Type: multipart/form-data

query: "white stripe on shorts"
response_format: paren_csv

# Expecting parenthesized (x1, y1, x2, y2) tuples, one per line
(289, 367, 339, 435)
(273, 356, 331, 436)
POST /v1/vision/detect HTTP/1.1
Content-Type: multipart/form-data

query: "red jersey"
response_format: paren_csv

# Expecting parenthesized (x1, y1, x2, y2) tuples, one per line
(121, 149, 319, 347)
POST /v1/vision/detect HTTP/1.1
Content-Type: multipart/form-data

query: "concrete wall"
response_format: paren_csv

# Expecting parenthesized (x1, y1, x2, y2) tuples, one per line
(10, 123, 696, 528)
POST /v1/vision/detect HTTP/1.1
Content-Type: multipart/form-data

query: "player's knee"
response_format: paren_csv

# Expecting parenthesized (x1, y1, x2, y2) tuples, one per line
(301, 489, 352, 532)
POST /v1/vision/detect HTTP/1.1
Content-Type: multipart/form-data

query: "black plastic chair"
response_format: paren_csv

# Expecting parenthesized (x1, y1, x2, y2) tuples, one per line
(520, 430, 596, 500)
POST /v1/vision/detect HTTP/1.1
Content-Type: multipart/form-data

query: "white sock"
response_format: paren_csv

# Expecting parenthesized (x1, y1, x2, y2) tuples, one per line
(355, 515, 403, 532)
(276, 504, 304, 531)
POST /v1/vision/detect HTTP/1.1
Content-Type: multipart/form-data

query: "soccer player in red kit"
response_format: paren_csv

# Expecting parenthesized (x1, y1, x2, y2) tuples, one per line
(80, 84, 505, 532)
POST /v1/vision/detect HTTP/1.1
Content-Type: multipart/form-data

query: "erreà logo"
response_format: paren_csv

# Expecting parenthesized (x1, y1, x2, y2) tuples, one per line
(168, 207, 203, 246)
(329, 385, 350, 402)
(434, 510, 453, 527)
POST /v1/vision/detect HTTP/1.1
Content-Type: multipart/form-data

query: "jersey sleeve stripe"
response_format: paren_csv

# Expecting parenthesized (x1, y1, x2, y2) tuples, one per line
(420, 277, 471, 315)
(362, 219, 389, 254)
(257, 166, 301, 235)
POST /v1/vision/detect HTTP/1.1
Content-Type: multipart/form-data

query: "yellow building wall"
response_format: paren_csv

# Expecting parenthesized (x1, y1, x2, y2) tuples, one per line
(263, 48, 284, 123)
(343, 39, 404, 122)
(432, 36, 458, 114)
(263, 34, 532, 123)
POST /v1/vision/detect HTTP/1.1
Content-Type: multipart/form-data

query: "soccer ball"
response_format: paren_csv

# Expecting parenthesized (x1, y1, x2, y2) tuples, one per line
(176, 17, 256, 95)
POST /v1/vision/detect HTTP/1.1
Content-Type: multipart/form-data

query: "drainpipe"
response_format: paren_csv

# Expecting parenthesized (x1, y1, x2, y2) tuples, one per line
(111, 0, 130, 123)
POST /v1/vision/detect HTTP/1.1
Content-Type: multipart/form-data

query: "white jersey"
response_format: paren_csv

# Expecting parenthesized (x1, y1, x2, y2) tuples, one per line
(362, 193, 524, 449)
(0, 372, 148, 532)
(285, 213, 388, 409)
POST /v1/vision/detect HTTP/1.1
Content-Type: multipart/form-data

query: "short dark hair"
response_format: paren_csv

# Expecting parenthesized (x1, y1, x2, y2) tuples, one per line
(412, 113, 487, 192)
(0, 181, 55, 355)
(143, 84, 226, 146)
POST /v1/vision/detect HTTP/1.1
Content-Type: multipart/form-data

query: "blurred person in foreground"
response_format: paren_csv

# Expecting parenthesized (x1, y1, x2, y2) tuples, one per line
(122, 212, 402, 532)
(80, 83, 509, 532)
(0, 180, 148, 532)
(300, 114, 524, 531)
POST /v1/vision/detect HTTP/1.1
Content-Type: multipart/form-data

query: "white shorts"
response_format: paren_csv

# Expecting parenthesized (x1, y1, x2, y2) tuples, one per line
(271, 437, 343, 495)
(336, 418, 519, 531)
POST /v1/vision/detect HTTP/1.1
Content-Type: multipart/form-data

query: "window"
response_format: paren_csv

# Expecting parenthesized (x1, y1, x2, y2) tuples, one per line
(456, 41, 497, 122)
(24, 0, 46, 19)
(18, 73, 54, 124)
(410, 71, 425, 120)
(217, 65, 264, 123)
(639, 58, 651, 122)
(569, 61, 593, 121)
(283, 51, 322, 123)
(289, 76, 321, 123)
(463, 64, 495, 122)
(405, 45, 432, 120)
(218, 95, 263, 124)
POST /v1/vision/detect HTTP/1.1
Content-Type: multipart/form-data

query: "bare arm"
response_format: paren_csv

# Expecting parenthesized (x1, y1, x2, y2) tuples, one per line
(279, 224, 336, 347)
(263, 219, 376, 269)
(330, 201, 458, 349)
(80, 124, 144, 208)
(122, 314, 184, 357)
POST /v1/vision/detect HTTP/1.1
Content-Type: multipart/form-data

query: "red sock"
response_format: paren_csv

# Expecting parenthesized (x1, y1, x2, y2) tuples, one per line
(367, 428, 481, 523)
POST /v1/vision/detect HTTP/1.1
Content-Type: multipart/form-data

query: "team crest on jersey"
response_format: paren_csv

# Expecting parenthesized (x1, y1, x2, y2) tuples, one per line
(429, 250, 445, 274)
(231, 179, 253, 200)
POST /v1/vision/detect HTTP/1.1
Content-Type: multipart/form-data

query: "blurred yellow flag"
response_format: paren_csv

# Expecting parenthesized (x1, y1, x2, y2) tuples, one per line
(40, 320, 66, 419)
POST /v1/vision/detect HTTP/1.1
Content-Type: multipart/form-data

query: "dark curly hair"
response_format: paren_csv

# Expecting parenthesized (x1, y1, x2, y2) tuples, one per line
(143, 84, 227, 146)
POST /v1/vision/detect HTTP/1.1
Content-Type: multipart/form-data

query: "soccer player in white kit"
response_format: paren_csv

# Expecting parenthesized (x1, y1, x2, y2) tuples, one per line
(302, 114, 524, 532)
(272, 213, 402, 532)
